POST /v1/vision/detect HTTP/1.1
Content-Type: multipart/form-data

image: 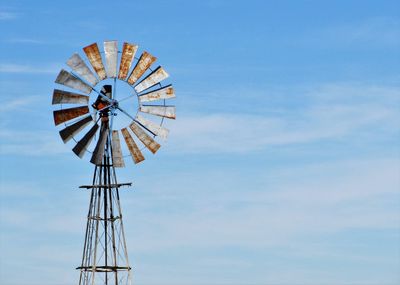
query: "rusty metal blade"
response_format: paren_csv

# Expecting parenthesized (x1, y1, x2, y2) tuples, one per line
(136, 114, 169, 140)
(66, 53, 99, 86)
(111, 130, 125, 167)
(134, 66, 169, 93)
(138, 85, 175, 102)
(118, 42, 138, 80)
(129, 121, 160, 154)
(127, 51, 157, 85)
(90, 123, 109, 165)
(52, 89, 89, 105)
(59, 115, 93, 143)
(55, 69, 92, 94)
(72, 123, 99, 158)
(104, 41, 118, 78)
(53, 106, 89, 126)
(83, 43, 107, 80)
(139, 105, 176, 119)
(121, 128, 145, 164)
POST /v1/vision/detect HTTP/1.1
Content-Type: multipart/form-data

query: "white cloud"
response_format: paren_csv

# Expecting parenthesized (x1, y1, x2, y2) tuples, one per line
(0, 63, 59, 74)
(169, 83, 400, 152)
(0, 11, 18, 20)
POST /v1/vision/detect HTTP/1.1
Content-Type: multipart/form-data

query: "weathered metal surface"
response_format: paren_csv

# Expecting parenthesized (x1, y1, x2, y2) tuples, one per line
(129, 121, 160, 154)
(111, 130, 125, 167)
(121, 128, 145, 164)
(52, 89, 89, 105)
(138, 84, 175, 102)
(53, 106, 89, 126)
(134, 66, 169, 93)
(127, 51, 157, 85)
(104, 41, 118, 78)
(90, 123, 109, 165)
(66, 53, 99, 86)
(83, 43, 107, 80)
(55, 69, 92, 94)
(118, 42, 138, 80)
(139, 105, 176, 119)
(59, 115, 93, 143)
(72, 123, 99, 158)
(135, 114, 169, 140)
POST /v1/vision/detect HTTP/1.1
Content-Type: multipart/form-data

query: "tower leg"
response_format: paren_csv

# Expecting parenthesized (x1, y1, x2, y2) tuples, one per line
(78, 156, 132, 285)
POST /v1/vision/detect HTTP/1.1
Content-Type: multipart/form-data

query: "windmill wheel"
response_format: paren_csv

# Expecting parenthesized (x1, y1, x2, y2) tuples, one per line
(51, 41, 176, 167)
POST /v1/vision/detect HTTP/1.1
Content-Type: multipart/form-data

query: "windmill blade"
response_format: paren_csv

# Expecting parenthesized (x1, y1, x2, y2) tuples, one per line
(127, 51, 157, 85)
(140, 105, 176, 119)
(53, 106, 89, 126)
(104, 41, 118, 78)
(72, 123, 99, 158)
(134, 66, 169, 93)
(66, 53, 99, 86)
(138, 85, 175, 102)
(118, 42, 138, 80)
(121, 128, 144, 164)
(59, 115, 93, 143)
(90, 123, 109, 165)
(136, 114, 169, 140)
(52, 89, 89, 105)
(83, 43, 107, 80)
(129, 121, 160, 154)
(111, 130, 125, 167)
(55, 69, 92, 94)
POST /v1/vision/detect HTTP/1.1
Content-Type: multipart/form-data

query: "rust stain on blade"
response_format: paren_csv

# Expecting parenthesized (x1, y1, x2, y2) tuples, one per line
(127, 51, 157, 85)
(59, 115, 93, 143)
(134, 66, 169, 93)
(139, 85, 175, 102)
(140, 105, 176, 119)
(73, 123, 99, 158)
(104, 41, 118, 78)
(83, 43, 107, 80)
(118, 42, 138, 80)
(52, 89, 89, 105)
(129, 121, 161, 154)
(66, 53, 98, 86)
(55, 69, 92, 94)
(135, 114, 169, 140)
(121, 128, 145, 164)
(53, 106, 89, 126)
(90, 123, 109, 165)
(111, 130, 125, 167)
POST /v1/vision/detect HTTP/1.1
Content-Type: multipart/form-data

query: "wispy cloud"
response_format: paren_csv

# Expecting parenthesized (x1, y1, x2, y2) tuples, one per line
(0, 96, 41, 112)
(168, 82, 400, 153)
(0, 11, 19, 20)
(0, 63, 59, 74)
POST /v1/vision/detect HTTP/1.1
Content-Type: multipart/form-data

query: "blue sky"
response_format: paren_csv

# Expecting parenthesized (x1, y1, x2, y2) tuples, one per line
(0, 0, 399, 284)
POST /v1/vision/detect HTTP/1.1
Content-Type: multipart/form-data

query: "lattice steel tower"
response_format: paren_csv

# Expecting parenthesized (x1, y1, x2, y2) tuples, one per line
(51, 41, 176, 285)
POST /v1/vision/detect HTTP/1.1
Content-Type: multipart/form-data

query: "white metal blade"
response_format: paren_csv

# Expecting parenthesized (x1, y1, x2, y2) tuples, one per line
(55, 69, 92, 94)
(139, 105, 176, 119)
(90, 123, 109, 165)
(66, 53, 99, 86)
(59, 115, 93, 143)
(127, 51, 157, 85)
(129, 121, 160, 154)
(135, 114, 169, 140)
(118, 42, 138, 80)
(138, 85, 175, 102)
(134, 66, 169, 93)
(83, 43, 107, 80)
(104, 41, 118, 78)
(111, 130, 125, 167)
(52, 89, 89, 105)
(121, 128, 145, 164)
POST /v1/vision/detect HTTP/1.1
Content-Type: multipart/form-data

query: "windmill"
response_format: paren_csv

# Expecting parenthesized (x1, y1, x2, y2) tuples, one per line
(51, 41, 175, 285)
